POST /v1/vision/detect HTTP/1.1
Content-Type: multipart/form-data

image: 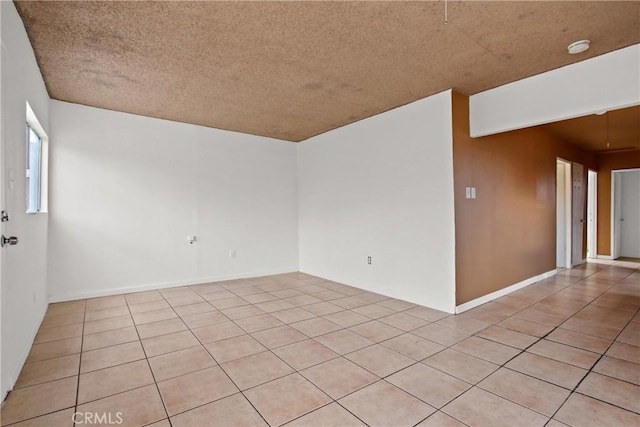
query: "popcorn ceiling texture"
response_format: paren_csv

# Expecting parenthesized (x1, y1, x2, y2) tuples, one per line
(14, 1, 640, 142)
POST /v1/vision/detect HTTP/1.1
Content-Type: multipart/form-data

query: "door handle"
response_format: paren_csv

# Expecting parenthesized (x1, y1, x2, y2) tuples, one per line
(1, 235, 18, 247)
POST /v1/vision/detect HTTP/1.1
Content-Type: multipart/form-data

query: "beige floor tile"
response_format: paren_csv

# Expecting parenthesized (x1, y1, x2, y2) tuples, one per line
(220, 305, 265, 320)
(251, 325, 308, 349)
(304, 301, 344, 316)
(352, 304, 396, 319)
(378, 312, 427, 331)
(593, 355, 640, 385)
(221, 351, 293, 390)
(144, 420, 170, 427)
(423, 349, 499, 384)
(136, 318, 187, 339)
(380, 333, 445, 360)
(86, 295, 126, 311)
(388, 363, 470, 408)
(82, 326, 139, 351)
(554, 393, 640, 427)
(8, 408, 74, 427)
(301, 357, 378, 399)
(606, 341, 640, 363)
(84, 305, 130, 322)
(286, 402, 366, 426)
(192, 321, 245, 343)
(166, 294, 205, 307)
(80, 341, 145, 373)
(498, 317, 555, 337)
(78, 359, 154, 404)
(311, 290, 348, 301)
(478, 367, 570, 416)
(34, 323, 83, 344)
(284, 295, 323, 306)
(273, 339, 339, 370)
(127, 299, 170, 314)
(290, 317, 342, 337)
(357, 293, 390, 304)
(476, 325, 539, 350)
(208, 296, 250, 310)
(141, 330, 200, 357)
(234, 313, 285, 333)
(339, 380, 435, 427)
(148, 345, 216, 381)
(547, 328, 612, 353)
(15, 354, 80, 389)
(577, 372, 640, 413)
(244, 373, 331, 426)
(412, 323, 472, 347)
(84, 314, 134, 335)
(434, 315, 492, 334)
(242, 292, 279, 304)
(255, 299, 296, 313)
(377, 298, 417, 312)
(528, 339, 600, 369)
(314, 329, 374, 355)
(26, 337, 82, 363)
(40, 312, 84, 329)
(205, 334, 266, 363)
(506, 352, 587, 389)
(76, 384, 166, 427)
(124, 290, 164, 304)
(201, 289, 236, 301)
(172, 302, 215, 317)
(323, 310, 371, 327)
(349, 320, 403, 342)
(171, 393, 267, 427)
(158, 366, 238, 416)
(0, 376, 77, 425)
(131, 308, 177, 325)
(416, 411, 467, 426)
(451, 336, 521, 365)
(560, 317, 622, 340)
(442, 387, 548, 427)
(45, 300, 86, 317)
(404, 306, 449, 322)
(161, 288, 198, 299)
(180, 310, 229, 329)
(271, 307, 316, 323)
(346, 344, 414, 377)
(270, 289, 303, 299)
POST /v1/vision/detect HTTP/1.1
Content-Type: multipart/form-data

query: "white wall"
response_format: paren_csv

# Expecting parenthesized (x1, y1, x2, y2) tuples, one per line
(297, 91, 457, 313)
(48, 101, 298, 302)
(470, 44, 640, 137)
(0, 2, 51, 399)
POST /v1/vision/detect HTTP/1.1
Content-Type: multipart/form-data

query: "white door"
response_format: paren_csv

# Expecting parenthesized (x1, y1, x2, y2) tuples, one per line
(613, 172, 623, 259)
(619, 170, 640, 258)
(571, 163, 585, 267)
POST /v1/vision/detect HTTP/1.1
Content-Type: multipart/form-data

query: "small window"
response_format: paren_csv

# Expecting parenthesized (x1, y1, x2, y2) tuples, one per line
(26, 124, 42, 213)
(25, 102, 48, 214)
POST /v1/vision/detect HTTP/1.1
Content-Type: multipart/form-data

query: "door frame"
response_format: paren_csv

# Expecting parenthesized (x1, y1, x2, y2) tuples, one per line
(556, 158, 572, 268)
(612, 168, 640, 259)
(587, 169, 597, 259)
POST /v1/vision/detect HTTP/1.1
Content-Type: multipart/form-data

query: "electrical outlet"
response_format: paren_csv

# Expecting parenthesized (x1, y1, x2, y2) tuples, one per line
(367, 256, 372, 265)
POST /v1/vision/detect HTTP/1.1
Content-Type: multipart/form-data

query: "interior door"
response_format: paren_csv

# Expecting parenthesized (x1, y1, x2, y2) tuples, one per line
(571, 163, 585, 267)
(619, 170, 640, 258)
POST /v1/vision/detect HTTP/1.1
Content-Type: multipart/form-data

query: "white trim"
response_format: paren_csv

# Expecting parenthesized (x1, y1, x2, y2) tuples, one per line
(596, 254, 614, 260)
(48, 267, 299, 303)
(2, 302, 48, 401)
(455, 269, 557, 314)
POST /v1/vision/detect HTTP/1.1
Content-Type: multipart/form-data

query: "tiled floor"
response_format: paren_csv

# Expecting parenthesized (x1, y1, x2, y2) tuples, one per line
(2, 263, 639, 427)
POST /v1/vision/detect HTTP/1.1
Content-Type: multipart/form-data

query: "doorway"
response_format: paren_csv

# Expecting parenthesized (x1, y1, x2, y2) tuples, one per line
(587, 170, 597, 259)
(612, 169, 640, 259)
(556, 159, 572, 268)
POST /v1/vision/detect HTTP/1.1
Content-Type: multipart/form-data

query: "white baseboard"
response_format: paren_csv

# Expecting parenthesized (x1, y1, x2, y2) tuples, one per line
(596, 254, 614, 260)
(455, 269, 557, 314)
(48, 267, 299, 303)
(2, 301, 48, 401)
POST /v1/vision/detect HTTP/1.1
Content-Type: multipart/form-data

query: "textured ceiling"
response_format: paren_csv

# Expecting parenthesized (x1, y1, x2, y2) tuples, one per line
(540, 105, 640, 153)
(14, 1, 640, 142)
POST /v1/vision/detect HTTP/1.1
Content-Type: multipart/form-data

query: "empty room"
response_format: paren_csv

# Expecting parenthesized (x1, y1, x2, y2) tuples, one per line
(1, 1, 639, 426)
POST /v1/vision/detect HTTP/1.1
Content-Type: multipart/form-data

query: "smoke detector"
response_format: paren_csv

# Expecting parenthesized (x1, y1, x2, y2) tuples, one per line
(567, 40, 590, 55)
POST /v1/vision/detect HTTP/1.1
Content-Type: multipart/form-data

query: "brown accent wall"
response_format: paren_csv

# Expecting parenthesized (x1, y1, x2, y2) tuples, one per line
(452, 92, 597, 305)
(595, 149, 640, 256)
